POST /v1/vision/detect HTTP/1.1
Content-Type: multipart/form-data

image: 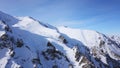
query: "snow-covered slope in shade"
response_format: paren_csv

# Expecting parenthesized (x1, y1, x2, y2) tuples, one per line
(0, 11, 120, 68)
(0, 11, 18, 25)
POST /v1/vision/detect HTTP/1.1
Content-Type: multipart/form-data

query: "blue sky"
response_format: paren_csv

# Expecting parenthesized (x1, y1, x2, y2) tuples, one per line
(0, 0, 120, 35)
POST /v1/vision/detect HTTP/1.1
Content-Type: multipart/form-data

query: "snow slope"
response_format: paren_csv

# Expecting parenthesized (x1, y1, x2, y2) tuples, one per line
(58, 26, 103, 48)
(0, 11, 120, 68)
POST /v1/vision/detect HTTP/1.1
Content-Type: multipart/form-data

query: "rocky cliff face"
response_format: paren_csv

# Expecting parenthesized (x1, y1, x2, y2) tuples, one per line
(0, 11, 120, 68)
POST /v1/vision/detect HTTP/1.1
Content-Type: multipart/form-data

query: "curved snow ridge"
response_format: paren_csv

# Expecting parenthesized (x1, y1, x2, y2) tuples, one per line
(16, 16, 57, 30)
(58, 26, 103, 48)
(13, 16, 60, 39)
(106, 43, 120, 60)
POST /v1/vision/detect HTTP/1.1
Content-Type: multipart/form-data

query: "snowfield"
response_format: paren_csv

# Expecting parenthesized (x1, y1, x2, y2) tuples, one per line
(0, 11, 120, 68)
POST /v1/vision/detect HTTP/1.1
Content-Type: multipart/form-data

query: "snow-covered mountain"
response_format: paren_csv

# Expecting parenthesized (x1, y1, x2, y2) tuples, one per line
(0, 11, 120, 68)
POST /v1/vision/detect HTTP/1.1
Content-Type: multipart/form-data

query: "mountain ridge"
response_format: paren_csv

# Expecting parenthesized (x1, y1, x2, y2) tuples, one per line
(0, 11, 120, 68)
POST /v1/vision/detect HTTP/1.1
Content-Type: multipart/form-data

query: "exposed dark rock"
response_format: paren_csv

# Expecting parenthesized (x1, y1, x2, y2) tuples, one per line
(16, 39, 24, 47)
(10, 51, 15, 57)
(52, 65, 58, 68)
(59, 35, 68, 44)
(69, 64, 74, 68)
(106, 54, 120, 68)
(99, 40, 105, 47)
(0, 34, 9, 41)
(4, 25, 12, 33)
(32, 58, 41, 64)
